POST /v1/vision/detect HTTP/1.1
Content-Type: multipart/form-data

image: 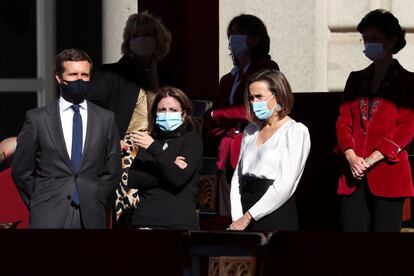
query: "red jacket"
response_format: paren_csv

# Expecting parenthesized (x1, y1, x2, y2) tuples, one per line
(209, 57, 279, 169)
(336, 60, 414, 197)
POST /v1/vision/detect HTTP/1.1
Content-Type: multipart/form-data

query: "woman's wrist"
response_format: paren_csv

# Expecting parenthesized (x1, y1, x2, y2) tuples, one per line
(245, 211, 252, 221)
(365, 151, 384, 167)
(344, 148, 355, 160)
(364, 157, 374, 167)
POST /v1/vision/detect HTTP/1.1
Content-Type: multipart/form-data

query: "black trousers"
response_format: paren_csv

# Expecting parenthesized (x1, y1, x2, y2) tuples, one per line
(341, 180, 404, 232)
(218, 160, 235, 216)
(240, 176, 298, 231)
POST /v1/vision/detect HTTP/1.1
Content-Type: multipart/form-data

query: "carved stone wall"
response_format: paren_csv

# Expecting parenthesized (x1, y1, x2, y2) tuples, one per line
(219, 0, 414, 92)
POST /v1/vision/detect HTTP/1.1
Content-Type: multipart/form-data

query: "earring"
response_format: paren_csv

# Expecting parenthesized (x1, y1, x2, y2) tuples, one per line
(275, 103, 282, 112)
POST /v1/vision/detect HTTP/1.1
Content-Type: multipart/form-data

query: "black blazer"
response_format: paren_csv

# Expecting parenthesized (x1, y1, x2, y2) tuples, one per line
(87, 55, 173, 137)
(128, 129, 202, 229)
(12, 100, 121, 228)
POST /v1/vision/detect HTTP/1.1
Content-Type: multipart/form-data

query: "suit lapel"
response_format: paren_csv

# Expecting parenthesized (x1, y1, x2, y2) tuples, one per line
(78, 101, 99, 171)
(44, 101, 73, 172)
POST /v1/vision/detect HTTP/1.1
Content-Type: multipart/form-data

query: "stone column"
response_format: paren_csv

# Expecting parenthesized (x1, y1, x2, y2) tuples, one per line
(37, 0, 56, 106)
(102, 0, 138, 64)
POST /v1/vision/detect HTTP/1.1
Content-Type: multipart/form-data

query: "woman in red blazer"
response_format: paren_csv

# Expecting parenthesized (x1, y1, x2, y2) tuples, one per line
(336, 9, 414, 232)
(208, 14, 279, 215)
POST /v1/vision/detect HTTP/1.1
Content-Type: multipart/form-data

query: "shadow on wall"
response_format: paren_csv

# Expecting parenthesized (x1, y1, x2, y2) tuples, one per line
(291, 92, 343, 230)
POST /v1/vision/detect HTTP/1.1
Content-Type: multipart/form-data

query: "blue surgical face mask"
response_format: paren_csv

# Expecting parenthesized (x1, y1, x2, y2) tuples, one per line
(364, 42, 385, 61)
(252, 95, 274, 121)
(156, 112, 183, 132)
(229, 34, 249, 60)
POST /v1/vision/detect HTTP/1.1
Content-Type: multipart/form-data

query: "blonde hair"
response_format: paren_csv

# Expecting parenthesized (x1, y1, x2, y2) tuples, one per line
(121, 11, 172, 59)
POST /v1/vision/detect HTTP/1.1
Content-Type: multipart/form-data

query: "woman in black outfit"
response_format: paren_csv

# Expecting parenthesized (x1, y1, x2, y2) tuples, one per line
(127, 86, 202, 229)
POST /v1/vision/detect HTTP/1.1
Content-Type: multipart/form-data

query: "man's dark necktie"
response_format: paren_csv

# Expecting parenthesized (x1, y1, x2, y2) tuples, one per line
(70, 104, 82, 206)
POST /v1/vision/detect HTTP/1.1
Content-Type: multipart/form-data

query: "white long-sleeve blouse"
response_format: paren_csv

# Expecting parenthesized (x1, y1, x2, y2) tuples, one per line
(230, 118, 311, 221)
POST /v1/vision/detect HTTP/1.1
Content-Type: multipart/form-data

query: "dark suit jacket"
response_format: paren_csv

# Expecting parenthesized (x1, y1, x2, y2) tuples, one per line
(87, 55, 173, 137)
(12, 100, 121, 228)
(127, 128, 202, 229)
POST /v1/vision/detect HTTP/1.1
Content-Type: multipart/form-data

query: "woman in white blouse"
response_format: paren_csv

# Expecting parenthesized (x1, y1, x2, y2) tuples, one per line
(229, 69, 310, 231)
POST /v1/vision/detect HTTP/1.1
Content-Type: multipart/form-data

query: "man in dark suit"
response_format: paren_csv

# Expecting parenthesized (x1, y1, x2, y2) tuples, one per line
(12, 49, 121, 229)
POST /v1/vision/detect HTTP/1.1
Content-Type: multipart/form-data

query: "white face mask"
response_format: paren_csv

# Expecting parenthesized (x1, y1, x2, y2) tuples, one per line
(229, 34, 249, 60)
(130, 36, 156, 57)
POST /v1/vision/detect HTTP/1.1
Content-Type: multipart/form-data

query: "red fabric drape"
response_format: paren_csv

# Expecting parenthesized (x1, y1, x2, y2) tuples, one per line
(0, 168, 28, 228)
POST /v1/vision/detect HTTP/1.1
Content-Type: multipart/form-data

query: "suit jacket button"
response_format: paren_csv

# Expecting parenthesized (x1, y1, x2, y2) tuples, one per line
(67, 195, 71, 200)
(363, 131, 367, 135)
(75, 174, 78, 179)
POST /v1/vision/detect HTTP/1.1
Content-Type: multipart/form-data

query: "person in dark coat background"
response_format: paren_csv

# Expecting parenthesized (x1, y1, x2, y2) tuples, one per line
(207, 14, 280, 216)
(86, 11, 173, 222)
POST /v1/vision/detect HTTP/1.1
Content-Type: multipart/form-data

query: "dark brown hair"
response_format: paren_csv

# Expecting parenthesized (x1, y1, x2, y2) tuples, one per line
(54, 48, 93, 76)
(245, 69, 294, 123)
(121, 11, 172, 59)
(227, 14, 270, 61)
(149, 86, 196, 136)
(357, 9, 406, 54)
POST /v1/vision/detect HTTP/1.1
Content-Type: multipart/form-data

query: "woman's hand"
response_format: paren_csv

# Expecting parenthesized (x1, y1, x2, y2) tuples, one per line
(174, 156, 187, 169)
(120, 140, 129, 152)
(228, 212, 252, 231)
(344, 149, 369, 179)
(130, 131, 154, 149)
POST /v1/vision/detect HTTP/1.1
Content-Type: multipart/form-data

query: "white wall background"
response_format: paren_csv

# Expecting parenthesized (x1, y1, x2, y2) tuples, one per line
(101, 0, 414, 93)
(219, 0, 414, 92)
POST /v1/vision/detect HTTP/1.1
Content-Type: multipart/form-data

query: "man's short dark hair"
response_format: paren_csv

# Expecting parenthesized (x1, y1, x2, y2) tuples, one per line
(54, 48, 93, 76)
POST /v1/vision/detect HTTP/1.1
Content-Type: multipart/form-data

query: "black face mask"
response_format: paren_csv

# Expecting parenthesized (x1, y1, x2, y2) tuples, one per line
(60, 79, 90, 103)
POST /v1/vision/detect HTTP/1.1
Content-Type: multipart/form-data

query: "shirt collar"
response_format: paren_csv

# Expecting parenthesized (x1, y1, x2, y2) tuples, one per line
(230, 63, 251, 76)
(59, 96, 88, 112)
